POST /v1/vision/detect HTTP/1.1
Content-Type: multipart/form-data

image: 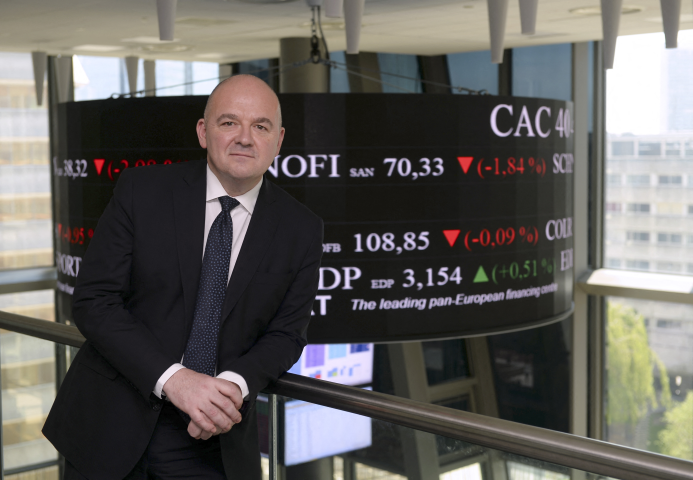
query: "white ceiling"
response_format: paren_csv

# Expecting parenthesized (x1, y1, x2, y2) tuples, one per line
(1, 0, 691, 63)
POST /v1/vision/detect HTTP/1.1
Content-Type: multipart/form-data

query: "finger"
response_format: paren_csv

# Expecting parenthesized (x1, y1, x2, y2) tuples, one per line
(210, 392, 242, 424)
(188, 421, 203, 439)
(201, 404, 234, 432)
(215, 380, 244, 409)
(190, 410, 218, 436)
(213, 423, 233, 436)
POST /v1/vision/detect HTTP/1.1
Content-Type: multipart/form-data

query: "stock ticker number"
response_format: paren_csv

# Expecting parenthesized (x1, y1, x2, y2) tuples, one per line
(56, 224, 94, 246)
(462, 156, 547, 180)
(463, 226, 539, 251)
(490, 258, 556, 285)
(383, 158, 444, 180)
(55, 158, 189, 181)
(53, 158, 88, 179)
(403, 267, 463, 291)
(354, 232, 430, 254)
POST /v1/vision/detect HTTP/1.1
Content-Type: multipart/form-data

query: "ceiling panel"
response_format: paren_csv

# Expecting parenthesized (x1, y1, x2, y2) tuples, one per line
(0, 0, 688, 62)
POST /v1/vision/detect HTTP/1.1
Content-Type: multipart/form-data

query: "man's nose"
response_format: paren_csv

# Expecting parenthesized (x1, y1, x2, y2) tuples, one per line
(235, 124, 253, 146)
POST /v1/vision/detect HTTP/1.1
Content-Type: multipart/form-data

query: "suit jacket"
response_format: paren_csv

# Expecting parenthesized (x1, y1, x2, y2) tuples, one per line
(43, 159, 323, 480)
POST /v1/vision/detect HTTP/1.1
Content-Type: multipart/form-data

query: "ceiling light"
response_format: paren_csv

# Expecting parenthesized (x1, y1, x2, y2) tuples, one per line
(73, 44, 124, 52)
(325, 0, 343, 18)
(31, 52, 46, 106)
(195, 52, 232, 59)
(570, 5, 644, 16)
(519, 0, 538, 35)
(601, 0, 623, 69)
(660, 0, 682, 48)
(345, 0, 366, 54)
(487, 0, 510, 64)
(140, 44, 193, 53)
(157, 0, 177, 41)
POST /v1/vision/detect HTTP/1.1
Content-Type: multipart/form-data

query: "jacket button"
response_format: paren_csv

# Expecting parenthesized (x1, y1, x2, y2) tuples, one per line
(152, 403, 162, 411)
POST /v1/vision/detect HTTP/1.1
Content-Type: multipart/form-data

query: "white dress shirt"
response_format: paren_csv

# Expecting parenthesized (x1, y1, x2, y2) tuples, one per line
(153, 166, 262, 400)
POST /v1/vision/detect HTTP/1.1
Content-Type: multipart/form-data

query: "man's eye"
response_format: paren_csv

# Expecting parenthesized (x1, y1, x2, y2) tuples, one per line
(256, 125, 267, 130)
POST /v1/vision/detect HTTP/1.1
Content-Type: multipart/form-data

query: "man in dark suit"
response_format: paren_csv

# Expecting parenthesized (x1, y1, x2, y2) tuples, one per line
(43, 75, 323, 479)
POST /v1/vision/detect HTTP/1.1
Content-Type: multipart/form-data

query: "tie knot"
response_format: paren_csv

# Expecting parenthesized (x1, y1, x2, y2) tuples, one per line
(219, 196, 240, 213)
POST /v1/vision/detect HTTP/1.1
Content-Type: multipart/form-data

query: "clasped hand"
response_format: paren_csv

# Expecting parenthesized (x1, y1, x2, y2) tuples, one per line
(163, 369, 243, 440)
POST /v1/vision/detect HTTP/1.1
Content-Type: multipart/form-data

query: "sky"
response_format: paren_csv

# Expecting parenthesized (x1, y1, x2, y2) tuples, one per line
(607, 28, 693, 135)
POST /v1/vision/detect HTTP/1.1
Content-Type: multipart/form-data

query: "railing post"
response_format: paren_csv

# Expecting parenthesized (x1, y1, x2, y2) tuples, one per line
(0, 333, 4, 480)
(268, 393, 278, 480)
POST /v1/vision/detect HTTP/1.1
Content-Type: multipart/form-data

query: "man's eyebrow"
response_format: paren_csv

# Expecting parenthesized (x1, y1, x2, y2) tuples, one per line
(216, 113, 274, 128)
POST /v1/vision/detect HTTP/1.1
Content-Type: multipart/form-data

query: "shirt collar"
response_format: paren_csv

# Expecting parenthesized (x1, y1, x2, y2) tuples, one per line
(206, 164, 262, 215)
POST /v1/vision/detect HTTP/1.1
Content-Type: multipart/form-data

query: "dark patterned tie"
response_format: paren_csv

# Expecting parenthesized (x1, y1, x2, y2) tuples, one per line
(183, 196, 240, 377)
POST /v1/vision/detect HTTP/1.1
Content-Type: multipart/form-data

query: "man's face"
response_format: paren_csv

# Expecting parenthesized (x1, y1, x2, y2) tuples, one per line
(197, 78, 284, 190)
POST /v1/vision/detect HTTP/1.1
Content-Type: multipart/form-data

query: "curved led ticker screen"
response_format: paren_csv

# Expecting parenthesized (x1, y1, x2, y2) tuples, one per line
(54, 94, 574, 343)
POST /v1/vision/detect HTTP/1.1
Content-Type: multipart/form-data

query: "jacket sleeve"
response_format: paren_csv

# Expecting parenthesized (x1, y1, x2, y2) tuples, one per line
(72, 169, 179, 400)
(224, 217, 323, 400)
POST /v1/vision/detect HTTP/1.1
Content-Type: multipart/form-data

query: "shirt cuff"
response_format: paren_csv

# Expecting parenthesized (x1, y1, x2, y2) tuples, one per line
(216, 371, 249, 400)
(154, 363, 186, 399)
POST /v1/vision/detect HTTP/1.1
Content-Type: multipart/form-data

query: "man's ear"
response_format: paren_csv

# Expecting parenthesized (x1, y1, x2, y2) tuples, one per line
(196, 118, 207, 149)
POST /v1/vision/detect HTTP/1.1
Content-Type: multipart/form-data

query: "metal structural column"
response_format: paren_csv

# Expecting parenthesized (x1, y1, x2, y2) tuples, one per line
(498, 49, 512, 95)
(571, 42, 590, 441)
(589, 40, 607, 441)
(144, 60, 156, 96)
(466, 337, 499, 417)
(387, 343, 440, 480)
(345, 52, 382, 93)
(47, 54, 68, 480)
(570, 42, 591, 480)
(279, 38, 328, 93)
(417, 55, 450, 94)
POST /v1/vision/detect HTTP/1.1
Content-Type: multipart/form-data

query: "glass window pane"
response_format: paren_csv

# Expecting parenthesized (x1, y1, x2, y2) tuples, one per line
(377, 53, 422, 94)
(238, 59, 273, 87)
(0, 52, 52, 270)
(192, 62, 218, 95)
(639, 141, 662, 156)
(447, 50, 498, 95)
(487, 319, 571, 431)
(605, 31, 693, 275)
(606, 297, 693, 460)
(421, 339, 469, 386)
(0, 290, 57, 470)
(512, 44, 572, 101)
(330, 51, 350, 93)
(74, 55, 126, 101)
(156, 60, 187, 96)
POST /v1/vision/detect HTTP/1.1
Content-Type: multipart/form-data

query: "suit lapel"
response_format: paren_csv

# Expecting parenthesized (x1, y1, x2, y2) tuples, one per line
(221, 178, 280, 322)
(173, 161, 207, 329)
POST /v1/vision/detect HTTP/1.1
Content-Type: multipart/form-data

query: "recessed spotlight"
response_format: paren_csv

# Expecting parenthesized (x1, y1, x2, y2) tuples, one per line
(196, 52, 232, 59)
(570, 5, 644, 16)
(140, 44, 193, 53)
(73, 44, 124, 52)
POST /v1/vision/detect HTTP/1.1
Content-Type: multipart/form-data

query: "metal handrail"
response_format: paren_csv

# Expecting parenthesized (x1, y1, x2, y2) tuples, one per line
(1, 311, 692, 480)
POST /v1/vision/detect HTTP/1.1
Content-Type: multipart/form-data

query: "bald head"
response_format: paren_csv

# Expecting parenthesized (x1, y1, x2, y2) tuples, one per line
(196, 73, 285, 197)
(204, 74, 282, 127)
